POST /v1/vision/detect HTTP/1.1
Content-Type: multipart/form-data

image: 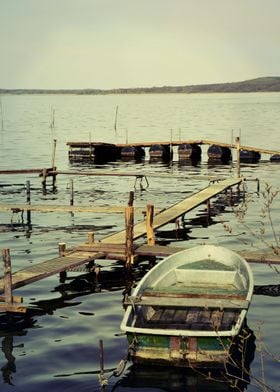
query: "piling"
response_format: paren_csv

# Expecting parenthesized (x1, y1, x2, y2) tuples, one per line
(125, 206, 134, 267)
(41, 168, 47, 194)
(26, 180, 31, 225)
(70, 179, 74, 206)
(2, 249, 12, 305)
(146, 204, 155, 245)
(58, 243, 67, 282)
(0, 249, 26, 313)
(236, 137, 241, 177)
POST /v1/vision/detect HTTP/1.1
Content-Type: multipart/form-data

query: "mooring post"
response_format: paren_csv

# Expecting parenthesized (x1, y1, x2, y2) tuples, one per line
(236, 136, 241, 178)
(70, 179, 74, 206)
(2, 249, 13, 305)
(146, 204, 155, 245)
(58, 243, 67, 282)
(26, 180, 31, 225)
(125, 206, 134, 267)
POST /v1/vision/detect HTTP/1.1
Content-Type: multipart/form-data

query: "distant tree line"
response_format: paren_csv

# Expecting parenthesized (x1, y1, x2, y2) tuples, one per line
(1, 77, 280, 95)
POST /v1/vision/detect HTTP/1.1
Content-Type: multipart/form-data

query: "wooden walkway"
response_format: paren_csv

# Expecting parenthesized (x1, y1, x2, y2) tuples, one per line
(4, 175, 279, 313)
(101, 177, 243, 244)
(0, 178, 242, 299)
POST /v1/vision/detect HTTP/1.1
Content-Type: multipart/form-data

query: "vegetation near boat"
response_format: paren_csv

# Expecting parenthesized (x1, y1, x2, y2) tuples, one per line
(121, 245, 254, 368)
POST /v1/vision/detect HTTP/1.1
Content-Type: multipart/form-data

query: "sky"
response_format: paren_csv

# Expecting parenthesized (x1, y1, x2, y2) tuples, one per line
(0, 0, 279, 89)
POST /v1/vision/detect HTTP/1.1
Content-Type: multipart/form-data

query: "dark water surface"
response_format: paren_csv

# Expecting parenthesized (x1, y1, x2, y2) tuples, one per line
(0, 93, 279, 391)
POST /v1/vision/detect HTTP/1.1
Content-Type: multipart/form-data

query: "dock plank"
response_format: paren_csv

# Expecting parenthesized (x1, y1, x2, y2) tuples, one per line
(0, 251, 105, 293)
(101, 177, 243, 244)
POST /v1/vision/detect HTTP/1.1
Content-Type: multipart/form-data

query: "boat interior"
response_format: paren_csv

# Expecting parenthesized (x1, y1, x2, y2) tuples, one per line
(130, 260, 249, 332)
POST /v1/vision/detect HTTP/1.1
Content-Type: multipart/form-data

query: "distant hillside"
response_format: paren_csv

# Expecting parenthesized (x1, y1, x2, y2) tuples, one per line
(1, 77, 280, 95)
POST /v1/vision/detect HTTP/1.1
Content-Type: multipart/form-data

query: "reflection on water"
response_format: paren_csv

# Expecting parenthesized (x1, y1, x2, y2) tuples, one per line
(0, 93, 280, 391)
(0, 313, 38, 385)
(111, 325, 256, 392)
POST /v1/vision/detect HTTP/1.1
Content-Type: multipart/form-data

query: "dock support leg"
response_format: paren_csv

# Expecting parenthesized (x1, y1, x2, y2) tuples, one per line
(58, 243, 67, 282)
(41, 169, 47, 195)
(125, 206, 134, 268)
(26, 180, 31, 225)
(1, 249, 26, 313)
(236, 137, 241, 178)
(146, 204, 155, 245)
(2, 249, 12, 306)
(128, 191, 134, 207)
(70, 179, 74, 206)
(52, 166, 57, 192)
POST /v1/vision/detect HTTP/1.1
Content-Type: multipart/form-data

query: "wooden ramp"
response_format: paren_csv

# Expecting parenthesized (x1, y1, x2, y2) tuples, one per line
(101, 177, 242, 244)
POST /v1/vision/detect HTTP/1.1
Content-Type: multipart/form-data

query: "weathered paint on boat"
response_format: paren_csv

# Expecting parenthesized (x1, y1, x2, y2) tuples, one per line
(127, 332, 232, 367)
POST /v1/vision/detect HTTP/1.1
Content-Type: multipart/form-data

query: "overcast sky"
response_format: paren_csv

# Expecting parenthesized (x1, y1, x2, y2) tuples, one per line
(0, 0, 279, 89)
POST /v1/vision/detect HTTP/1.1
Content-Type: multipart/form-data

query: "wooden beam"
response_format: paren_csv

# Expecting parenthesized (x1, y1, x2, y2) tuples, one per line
(125, 295, 249, 309)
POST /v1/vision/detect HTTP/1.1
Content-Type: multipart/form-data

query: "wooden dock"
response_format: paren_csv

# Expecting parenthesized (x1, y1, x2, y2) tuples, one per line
(1, 176, 279, 313)
(101, 177, 243, 244)
(116, 139, 280, 156)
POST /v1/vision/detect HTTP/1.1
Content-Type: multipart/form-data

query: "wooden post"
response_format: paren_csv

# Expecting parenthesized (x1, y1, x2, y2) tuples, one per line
(51, 139, 57, 168)
(236, 136, 241, 178)
(58, 243, 67, 282)
(59, 242, 66, 256)
(51, 139, 57, 191)
(146, 204, 155, 245)
(2, 249, 12, 305)
(0, 249, 26, 313)
(128, 191, 134, 206)
(52, 166, 57, 191)
(87, 231, 95, 244)
(125, 206, 134, 267)
(26, 180, 31, 225)
(70, 179, 74, 205)
(41, 168, 47, 194)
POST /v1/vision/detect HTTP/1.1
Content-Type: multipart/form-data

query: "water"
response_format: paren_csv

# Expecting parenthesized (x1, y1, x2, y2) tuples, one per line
(0, 93, 279, 391)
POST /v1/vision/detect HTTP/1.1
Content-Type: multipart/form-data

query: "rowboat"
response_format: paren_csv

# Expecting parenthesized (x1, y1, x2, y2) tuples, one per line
(121, 245, 254, 368)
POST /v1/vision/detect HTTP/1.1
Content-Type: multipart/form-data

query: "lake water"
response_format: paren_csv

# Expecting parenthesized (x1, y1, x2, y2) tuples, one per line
(0, 93, 279, 391)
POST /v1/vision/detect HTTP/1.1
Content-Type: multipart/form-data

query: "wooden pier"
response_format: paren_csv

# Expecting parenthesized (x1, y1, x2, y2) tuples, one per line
(100, 177, 243, 244)
(1, 176, 279, 313)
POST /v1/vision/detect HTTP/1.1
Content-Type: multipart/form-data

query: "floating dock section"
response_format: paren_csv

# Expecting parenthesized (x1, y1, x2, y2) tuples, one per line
(67, 139, 280, 163)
